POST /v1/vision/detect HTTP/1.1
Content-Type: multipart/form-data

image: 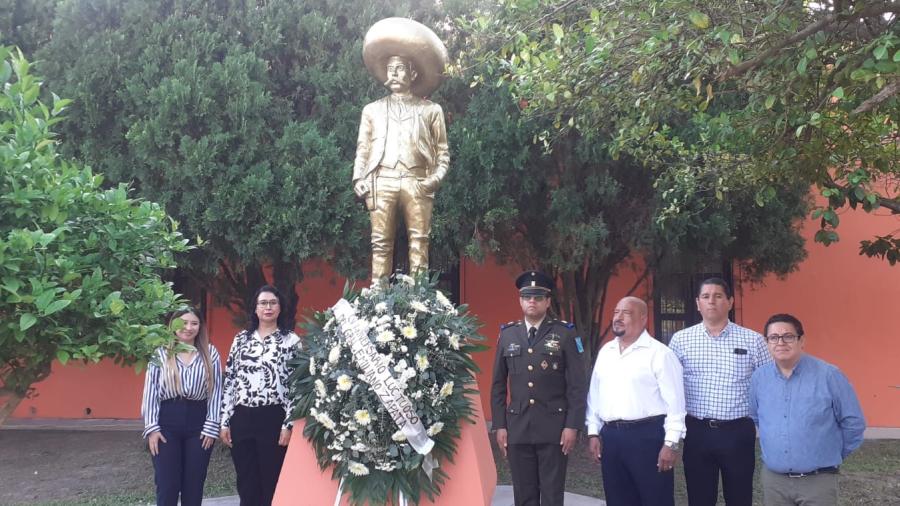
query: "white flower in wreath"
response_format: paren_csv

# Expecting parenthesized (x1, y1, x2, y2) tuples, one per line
(350, 442, 369, 452)
(426, 422, 444, 436)
(336, 374, 353, 391)
(314, 379, 327, 398)
(402, 367, 417, 381)
(393, 359, 408, 372)
(360, 287, 371, 298)
(401, 325, 417, 339)
(376, 330, 395, 343)
(439, 381, 454, 398)
(415, 353, 430, 371)
(309, 357, 316, 375)
(354, 409, 372, 426)
(332, 454, 343, 462)
(410, 300, 430, 313)
(375, 302, 388, 313)
(435, 290, 453, 309)
(397, 274, 415, 286)
(400, 345, 408, 353)
(412, 390, 424, 400)
(316, 412, 336, 431)
(323, 317, 335, 331)
(391, 429, 407, 442)
(328, 344, 341, 364)
(348, 461, 370, 476)
(448, 333, 461, 350)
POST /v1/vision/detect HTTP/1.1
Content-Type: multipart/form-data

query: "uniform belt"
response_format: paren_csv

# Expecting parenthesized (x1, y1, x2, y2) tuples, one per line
(604, 415, 665, 428)
(687, 415, 749, 428)
(783, 466, 839, 478)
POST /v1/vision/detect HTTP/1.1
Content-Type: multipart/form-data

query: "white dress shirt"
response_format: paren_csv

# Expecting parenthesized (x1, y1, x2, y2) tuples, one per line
(586, 330, 687, 443)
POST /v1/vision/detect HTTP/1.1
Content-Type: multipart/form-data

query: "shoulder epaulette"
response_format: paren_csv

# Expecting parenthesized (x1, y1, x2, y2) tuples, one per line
(559, 320, 575, 329)
(500, 320, 520, 330)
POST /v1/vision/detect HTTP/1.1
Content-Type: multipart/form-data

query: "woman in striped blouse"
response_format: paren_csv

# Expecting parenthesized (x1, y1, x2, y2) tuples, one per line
(141, 307, 223, 506)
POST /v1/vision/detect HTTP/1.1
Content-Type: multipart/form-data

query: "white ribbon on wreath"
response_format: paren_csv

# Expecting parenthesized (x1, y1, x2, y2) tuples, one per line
(331, 299, 438, 505)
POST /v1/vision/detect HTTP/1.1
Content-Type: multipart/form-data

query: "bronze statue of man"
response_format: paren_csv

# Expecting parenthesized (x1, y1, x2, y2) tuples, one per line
(353, 18, 450, 281)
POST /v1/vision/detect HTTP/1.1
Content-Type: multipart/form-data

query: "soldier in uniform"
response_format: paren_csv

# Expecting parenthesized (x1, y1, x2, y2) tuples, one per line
(490, 271, 589, 506)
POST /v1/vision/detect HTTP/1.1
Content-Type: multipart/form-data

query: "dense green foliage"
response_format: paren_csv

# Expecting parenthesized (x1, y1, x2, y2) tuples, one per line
(32, 0, 414, 319)
(436, 84, 807, 349)
(0, 48, 187, 424)
(3, 0, 817, 354)
(461, 0, 900, 262)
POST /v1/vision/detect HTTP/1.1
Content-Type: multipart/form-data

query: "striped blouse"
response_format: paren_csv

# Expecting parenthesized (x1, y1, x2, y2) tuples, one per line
(141, 344, 223, 439)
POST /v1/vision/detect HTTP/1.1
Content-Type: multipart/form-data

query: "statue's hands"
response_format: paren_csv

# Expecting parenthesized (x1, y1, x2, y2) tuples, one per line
(417, 176, 440, 195)
(353, 179, 370, 198)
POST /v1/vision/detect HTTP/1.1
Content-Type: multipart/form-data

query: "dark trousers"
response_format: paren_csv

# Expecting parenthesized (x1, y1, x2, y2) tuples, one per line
(683, 415, 756, 506)
(600, 417, 674, 506)
(152, 398, 213, 506)
(230, 405, 288, 506)
(507, 442, 568, 506)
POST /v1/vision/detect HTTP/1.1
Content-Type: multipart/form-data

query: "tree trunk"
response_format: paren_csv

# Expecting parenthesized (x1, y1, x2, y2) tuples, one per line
(272, 260, 303, 330)
(0, 391, 25, 428)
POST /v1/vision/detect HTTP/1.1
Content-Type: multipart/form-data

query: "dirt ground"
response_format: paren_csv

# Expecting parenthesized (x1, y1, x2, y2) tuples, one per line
(0, 430, 235, 505)
(1, 429, 899, 505)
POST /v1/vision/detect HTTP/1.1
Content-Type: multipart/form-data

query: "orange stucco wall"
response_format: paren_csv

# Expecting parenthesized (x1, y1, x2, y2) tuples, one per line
(738, 203, 900, 428)
(12, 216, 900, 427)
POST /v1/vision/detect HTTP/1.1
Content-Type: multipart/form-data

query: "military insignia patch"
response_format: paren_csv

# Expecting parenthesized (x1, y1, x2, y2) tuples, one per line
(541, 359, 549, 370)
(575, 336, 584, 353)
(544, 334, 561, 353)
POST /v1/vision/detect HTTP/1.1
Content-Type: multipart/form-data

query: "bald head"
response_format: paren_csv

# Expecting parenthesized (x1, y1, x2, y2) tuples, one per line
(612, 296, 649, 340)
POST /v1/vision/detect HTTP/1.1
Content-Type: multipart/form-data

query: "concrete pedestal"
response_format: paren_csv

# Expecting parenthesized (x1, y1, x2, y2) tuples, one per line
(273, 392, 496, 505)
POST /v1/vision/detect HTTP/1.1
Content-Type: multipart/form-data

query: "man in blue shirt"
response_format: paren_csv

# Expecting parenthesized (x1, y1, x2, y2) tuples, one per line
(750, 313, 866, 506)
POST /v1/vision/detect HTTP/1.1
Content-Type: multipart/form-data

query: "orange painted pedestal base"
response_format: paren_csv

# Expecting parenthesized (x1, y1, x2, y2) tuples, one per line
(273, 393, 496, 506)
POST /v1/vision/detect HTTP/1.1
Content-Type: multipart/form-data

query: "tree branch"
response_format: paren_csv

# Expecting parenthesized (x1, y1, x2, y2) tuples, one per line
(719, 3, 900, 81)
(851, 77, 900, 116)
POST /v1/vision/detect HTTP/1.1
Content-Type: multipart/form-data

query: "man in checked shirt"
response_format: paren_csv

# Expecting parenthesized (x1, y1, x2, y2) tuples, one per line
(669, 277, 771, 506)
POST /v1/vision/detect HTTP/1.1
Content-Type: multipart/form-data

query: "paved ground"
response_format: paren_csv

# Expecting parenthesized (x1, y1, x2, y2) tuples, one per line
(200, 486, 605, 505)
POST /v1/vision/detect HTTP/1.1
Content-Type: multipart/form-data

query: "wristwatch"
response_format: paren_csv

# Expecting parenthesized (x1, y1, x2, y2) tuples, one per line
(664, 440, 681, 451)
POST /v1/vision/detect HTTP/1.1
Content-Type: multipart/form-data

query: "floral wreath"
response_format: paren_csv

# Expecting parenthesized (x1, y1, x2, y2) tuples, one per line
(289, 274, 485, 505)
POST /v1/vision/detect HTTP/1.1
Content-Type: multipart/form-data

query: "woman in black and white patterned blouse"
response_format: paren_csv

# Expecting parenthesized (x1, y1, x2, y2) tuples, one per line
(219, 285, 300, 506)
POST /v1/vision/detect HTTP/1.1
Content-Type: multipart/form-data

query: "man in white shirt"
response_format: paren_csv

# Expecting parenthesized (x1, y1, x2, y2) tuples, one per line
(586, 296, 686, 506)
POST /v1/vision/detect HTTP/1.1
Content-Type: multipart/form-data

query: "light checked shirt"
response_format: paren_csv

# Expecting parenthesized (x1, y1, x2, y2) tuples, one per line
(750, 354, 865, 474)
(669, 321, 770, 420)
(586, 330, 687, 443)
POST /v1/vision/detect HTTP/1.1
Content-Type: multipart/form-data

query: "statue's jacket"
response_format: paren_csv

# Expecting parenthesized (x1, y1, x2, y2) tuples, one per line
(353, 95, 450, 209)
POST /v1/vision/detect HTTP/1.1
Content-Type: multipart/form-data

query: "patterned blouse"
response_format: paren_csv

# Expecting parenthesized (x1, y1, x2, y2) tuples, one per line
(220, 329, 300, 430)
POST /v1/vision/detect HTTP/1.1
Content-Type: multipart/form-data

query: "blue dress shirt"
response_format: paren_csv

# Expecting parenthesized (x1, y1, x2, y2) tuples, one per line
(750, 354, 866, 474)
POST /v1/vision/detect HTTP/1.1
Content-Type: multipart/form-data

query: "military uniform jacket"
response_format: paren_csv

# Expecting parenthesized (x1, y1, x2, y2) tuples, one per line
(490, 319, 588, 444)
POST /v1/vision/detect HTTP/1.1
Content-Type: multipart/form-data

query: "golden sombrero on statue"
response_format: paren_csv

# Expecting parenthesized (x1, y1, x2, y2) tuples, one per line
(362, 17, 449, 97)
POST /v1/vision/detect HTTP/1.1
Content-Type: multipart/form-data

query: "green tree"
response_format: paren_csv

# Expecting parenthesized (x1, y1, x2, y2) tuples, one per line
(0, 48, 188, 425)
(34, 0, 475, 321)
(433, 85, 808, 353)
(0, 0, 57, 57)
(461, 0, 899, 263)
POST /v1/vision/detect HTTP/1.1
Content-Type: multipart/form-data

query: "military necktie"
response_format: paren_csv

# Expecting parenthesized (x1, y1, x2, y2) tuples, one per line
(528, 326, 537, 346)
